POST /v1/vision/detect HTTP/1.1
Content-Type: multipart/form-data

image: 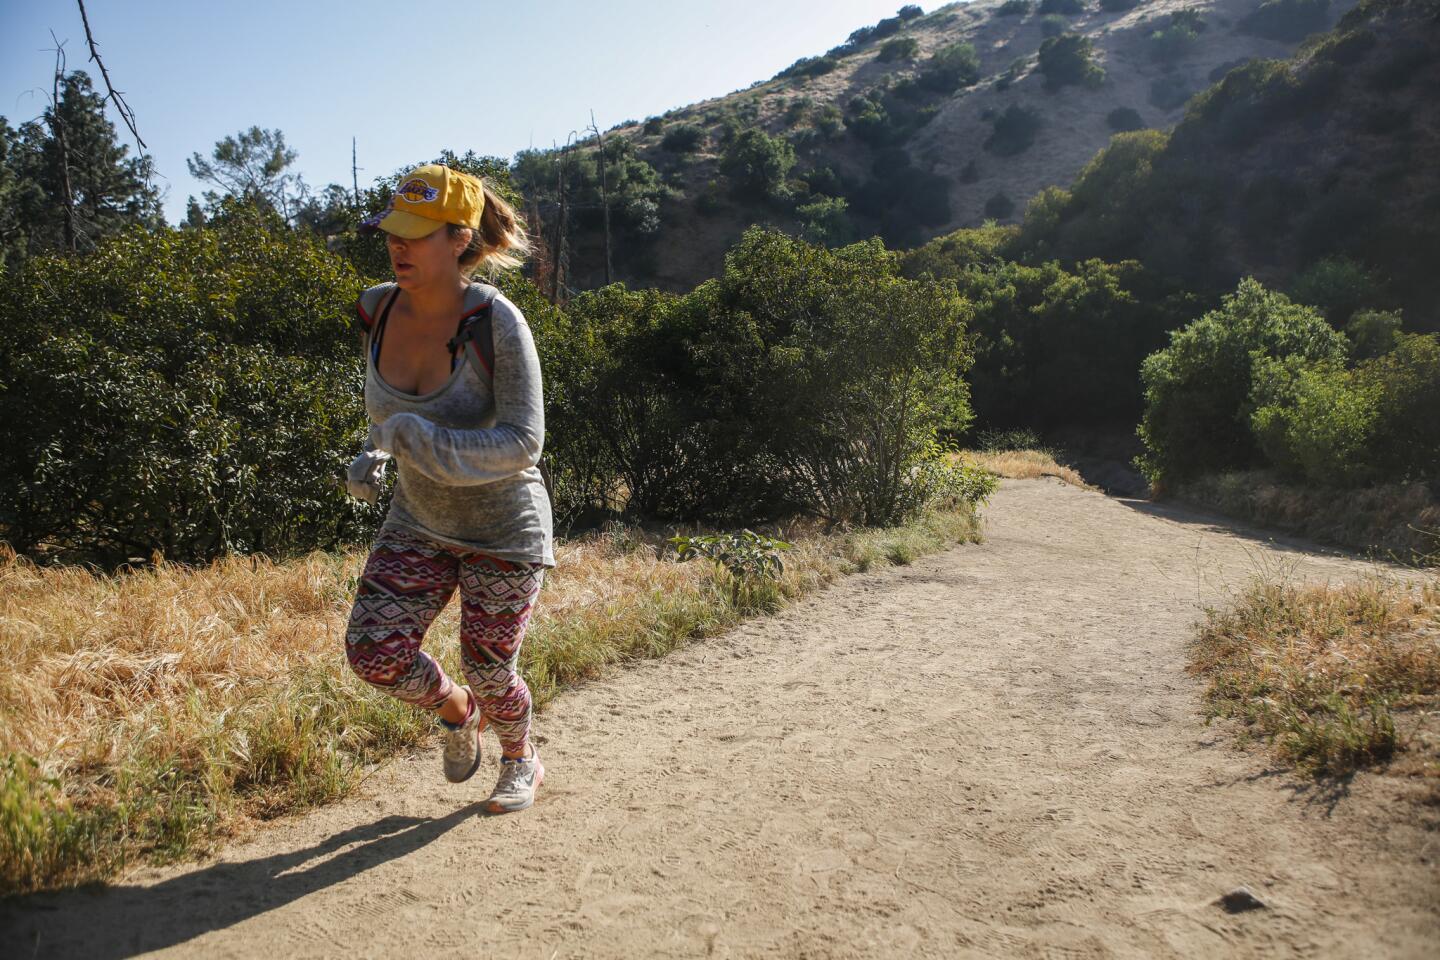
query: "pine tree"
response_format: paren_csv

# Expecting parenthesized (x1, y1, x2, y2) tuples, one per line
(2, 70, 163, 264)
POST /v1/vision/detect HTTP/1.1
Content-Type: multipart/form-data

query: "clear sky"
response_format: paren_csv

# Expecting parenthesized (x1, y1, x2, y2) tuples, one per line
(2, 0, 946, 224)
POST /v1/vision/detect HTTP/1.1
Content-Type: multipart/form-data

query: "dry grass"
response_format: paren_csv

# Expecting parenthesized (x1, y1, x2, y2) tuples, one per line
(0, 504, 984, 894)
(960, 448, 1094, 490)
(1190, 571, 1440, 784)
(1176, 471, 1440, 567)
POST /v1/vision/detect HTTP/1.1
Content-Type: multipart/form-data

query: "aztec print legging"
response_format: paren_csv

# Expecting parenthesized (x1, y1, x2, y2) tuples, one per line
(345, 525, 546, 754)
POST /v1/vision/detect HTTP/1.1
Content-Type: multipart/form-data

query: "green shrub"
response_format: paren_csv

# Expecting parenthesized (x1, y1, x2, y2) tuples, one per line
(1136, 277, 1348, 488)
(878, 36, 921, 62)
(997, 0, 1033, 14)
(1107, 106, 1144, 130)
(997, 56, 1031, 90)
(719, 128, 797, 202)
(0, 200, 372, 565)
(1238, 0, 1331, 42)
(849, 150, 953, 247)
(661, 123, 705, 153)
(1038, 33, 1106, 89)
(985, 105, 1043, 155)
(1147, 21, 1201, 64)
(797, 195, 854, 247)
(1041, 14, 1069, 36)
(777, 55, 839, 80)
(643, 116, 665, 135)
(919, 41, 982, 92)
(1250, 332, 1440, 487)
(815, 105, 845, 137)
(984, 193, 1016, 219)
(697, 228, 978, 525)
(1285, 255, 1381, 326)
(898, 4, 925, 20)
(1039, 0, 1085, 12)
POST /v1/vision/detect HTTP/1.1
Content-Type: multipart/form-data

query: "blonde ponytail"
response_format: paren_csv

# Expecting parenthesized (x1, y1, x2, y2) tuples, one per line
(451, 180, 531, 278)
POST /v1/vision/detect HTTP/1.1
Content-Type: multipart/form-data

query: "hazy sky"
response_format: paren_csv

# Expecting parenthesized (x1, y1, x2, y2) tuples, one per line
(2, 0, 948, 224)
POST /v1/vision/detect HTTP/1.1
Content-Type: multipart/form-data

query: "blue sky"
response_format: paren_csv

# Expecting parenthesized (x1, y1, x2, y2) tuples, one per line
(2, 0, 945, 224)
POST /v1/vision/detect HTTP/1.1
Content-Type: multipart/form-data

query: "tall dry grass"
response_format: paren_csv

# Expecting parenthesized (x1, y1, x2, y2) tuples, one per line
(960, 448, 1094, 490)
(1, 504, 985, 894)
(1190, 571, 1440, 782)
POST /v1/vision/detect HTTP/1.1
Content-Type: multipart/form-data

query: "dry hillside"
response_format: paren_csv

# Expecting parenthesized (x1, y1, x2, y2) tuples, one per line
(540, 0, 1359, 292)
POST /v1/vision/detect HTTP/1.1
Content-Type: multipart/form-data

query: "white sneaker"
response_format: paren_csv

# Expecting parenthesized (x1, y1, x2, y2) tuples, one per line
(486, 745, 544, 813)
(441, 687, 485, 784)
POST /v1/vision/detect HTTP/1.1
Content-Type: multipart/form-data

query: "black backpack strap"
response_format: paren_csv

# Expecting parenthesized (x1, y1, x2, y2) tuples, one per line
(355, 282, 397, 332)
(447, 283, 501, 380)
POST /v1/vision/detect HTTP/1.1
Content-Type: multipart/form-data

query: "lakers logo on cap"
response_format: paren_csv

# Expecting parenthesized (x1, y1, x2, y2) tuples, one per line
(396, 178, 440, 203)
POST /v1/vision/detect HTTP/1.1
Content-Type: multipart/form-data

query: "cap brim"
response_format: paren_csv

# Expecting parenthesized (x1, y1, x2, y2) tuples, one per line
(358, 207, 445, 239)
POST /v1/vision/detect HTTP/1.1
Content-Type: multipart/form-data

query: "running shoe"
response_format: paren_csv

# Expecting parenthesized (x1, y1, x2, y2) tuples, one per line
(441, 686, 485, 783)
(486, 745, 544, 813)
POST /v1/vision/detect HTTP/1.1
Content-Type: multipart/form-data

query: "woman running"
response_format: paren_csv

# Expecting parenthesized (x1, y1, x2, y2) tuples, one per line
(343, 162, 554, 814)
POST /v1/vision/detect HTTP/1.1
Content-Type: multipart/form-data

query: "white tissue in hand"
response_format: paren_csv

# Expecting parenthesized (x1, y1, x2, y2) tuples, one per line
(346, 448, 392, 504)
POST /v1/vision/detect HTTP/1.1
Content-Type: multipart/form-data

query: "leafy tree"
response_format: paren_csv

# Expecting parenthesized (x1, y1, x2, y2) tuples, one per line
(719, 128, 796, 202)
(919, 42, 982, 92)
(187, 126, 307, 223)
(0, 199, 372, 565)
(1136, 277, 1348, 487)
(985, 105, 1043, 155)
(898, 5, 925, 20)
(1, 70, 162, 267)
(1107, 106, 1145, 130)
(1038, 33, 1106, 90)
(878, 36, 921, 61)
(797, 195, 853, 247)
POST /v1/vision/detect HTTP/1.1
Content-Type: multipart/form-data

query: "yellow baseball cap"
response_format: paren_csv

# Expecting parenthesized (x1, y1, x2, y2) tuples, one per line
(358, 163, 486, 238)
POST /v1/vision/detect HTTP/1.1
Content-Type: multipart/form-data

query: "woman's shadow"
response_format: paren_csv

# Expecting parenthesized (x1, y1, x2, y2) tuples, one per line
(1, 803, 485, 959)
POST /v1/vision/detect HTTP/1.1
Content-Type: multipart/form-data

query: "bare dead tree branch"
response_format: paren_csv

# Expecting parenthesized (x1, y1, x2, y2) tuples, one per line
(47, 37, 77, 253)
(75, 0, 147, 154)
(587, 109, 613, 286)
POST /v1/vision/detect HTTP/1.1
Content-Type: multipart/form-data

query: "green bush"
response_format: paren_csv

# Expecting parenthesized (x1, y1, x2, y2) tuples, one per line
(1148, 22, 1201, 64)
(1137, 277, 1348, 488)
(661, 123, 705, 153)
(797, 195, 854, 247)
(984, 193, 1016, 219)
(1038, 34, 1106, 89)
(919, 42, 982, 92)
(1107, 106, 1144, 130)
(1039, 0, 1085, 13)
(878, 37, 921, 62)
(777, 55, 839, 80)
(997, 0, 1033, 14)
(0, 200, 372, 565)
(1250, 332, 1440, 487)
(985, 105, 1043, 155)
(849, 149, 954, 247)
(643, 117, 665, 135)
(1239, 0, 1331, 42)
(696, 228, 978, 525)
(1285, 255, 1381, 326)
(898, 4, 925, 20)
(719, 128, 797, 202)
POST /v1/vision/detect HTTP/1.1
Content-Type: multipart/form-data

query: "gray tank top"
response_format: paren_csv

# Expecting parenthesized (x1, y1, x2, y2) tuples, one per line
(361, 282, 555, 568)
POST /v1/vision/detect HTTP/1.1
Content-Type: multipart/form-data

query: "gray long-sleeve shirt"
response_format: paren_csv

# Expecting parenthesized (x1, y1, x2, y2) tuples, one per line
(360, 282, 555, 568)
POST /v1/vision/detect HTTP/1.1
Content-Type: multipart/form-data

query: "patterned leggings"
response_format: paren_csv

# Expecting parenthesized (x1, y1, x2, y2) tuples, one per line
(345, 526, 547, 754)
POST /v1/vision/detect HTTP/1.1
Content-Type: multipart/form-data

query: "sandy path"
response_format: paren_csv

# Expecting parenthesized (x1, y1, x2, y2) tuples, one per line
(6, 478, 1437, 959)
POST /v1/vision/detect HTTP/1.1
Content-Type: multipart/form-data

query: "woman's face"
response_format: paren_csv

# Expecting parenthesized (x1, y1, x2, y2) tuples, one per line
(385, 225, 471, 290)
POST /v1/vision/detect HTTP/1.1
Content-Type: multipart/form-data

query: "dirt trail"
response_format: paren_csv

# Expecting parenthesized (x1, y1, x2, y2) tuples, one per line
(6, 478, 1438, 959)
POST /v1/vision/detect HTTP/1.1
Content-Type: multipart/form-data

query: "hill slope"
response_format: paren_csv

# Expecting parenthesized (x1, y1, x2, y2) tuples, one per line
(517, 0, 1358, 293)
